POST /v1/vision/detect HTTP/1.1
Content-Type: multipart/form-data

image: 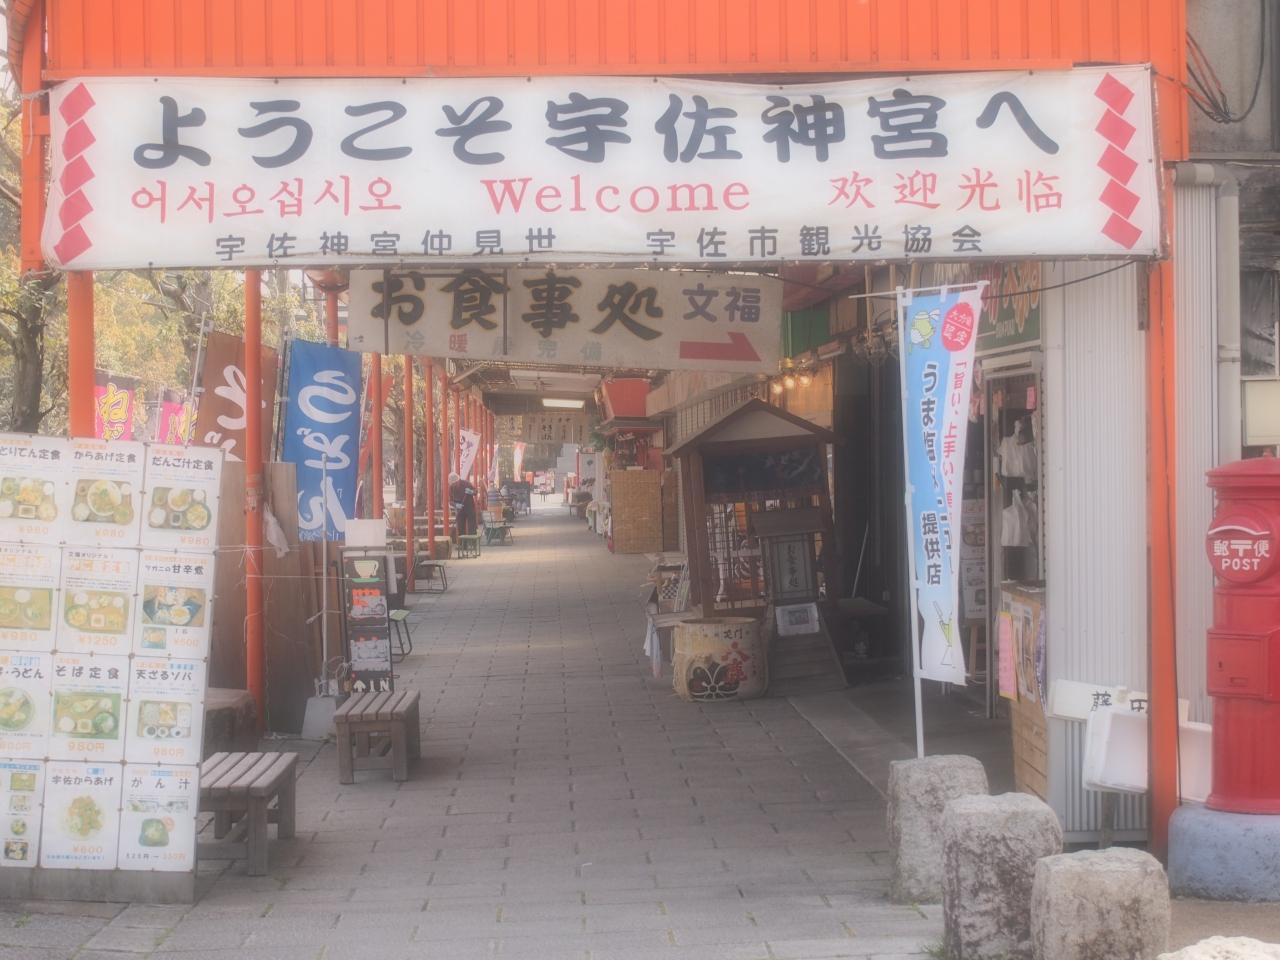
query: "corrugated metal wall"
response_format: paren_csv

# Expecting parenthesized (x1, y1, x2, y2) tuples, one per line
(1173, 184, 1217, 724)
(1042, 260, 1149, 839)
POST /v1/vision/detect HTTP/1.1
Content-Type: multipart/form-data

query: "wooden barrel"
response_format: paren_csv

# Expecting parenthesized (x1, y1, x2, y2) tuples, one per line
(672, 617, 767, 702)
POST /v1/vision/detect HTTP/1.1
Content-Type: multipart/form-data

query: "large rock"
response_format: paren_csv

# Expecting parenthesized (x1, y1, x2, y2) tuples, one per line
(1159, 938, 1280, 960)
(942, 792, 1063, 960)
(1030, 847, 1169, 960)
(888, 754, 989, 903)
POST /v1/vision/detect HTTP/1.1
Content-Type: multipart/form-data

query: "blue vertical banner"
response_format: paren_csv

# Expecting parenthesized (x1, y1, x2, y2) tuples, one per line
(282, 340, 364, 541)
(897, 283, 988, 684)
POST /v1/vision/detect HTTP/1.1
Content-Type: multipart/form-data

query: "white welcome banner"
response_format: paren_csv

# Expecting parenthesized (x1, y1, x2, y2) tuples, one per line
(44, 67, 1159, 269)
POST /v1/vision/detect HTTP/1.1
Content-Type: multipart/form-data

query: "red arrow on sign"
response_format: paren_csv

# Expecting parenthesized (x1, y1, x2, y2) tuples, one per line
(678, 331, 761, 363)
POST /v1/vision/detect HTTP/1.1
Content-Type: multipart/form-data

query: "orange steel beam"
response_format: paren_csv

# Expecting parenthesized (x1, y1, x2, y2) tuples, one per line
(243, 269, 265, 732)
(324, 288, 339, 346)
(424, 357, 436, 561)
(440, 366, 451, 543)
(18, 1, 46, 275)
(66, 271, 95, 438)
(404, 358, 416, 592)
(1148, 193, 1179, 859)
(370, 355, 384, 518)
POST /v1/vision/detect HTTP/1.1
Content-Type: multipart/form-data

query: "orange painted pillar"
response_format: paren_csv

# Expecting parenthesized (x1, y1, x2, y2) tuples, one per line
(242, 269, 265, 732)
(66, 272, 96, 438)
(1148, 251, 1179, 860)
(370, 356, 384, 518)
(453, 388, 462, 484)
(324, 288, 340, 346)
(440, 368, 452, 543)
(424, 358, 437, 560)
(403, 359, 416, 591)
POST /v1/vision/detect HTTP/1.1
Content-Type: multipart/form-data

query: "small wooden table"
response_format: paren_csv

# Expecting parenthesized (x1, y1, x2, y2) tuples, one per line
(198, 751, 298, 877)
(334, 690, 421, 784)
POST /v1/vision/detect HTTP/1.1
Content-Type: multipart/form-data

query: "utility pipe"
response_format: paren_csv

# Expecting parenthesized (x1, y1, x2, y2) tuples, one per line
(243, 269, 265, 731)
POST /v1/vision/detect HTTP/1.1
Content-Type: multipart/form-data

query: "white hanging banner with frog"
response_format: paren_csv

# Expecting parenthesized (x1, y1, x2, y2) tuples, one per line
(347, 268, 783, 375)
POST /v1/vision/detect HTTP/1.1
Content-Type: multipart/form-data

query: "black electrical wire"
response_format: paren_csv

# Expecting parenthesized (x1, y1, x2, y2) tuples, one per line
(1186, 0, 1266, 125)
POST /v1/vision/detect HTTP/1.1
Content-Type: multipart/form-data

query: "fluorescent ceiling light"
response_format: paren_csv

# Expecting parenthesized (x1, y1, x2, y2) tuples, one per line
(542, 398, 586, 410)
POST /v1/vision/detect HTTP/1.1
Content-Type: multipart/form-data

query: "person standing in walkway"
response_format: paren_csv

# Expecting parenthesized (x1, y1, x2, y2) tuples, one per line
(450, 471, 477, 535)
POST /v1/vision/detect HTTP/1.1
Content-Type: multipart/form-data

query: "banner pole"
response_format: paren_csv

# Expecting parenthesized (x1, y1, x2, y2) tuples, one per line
(243, 268, 266, 732)
(895, 285, 927, 760)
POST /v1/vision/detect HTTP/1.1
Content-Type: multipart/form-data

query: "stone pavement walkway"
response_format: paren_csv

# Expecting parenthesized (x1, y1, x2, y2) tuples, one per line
(0, 506, 940, 960)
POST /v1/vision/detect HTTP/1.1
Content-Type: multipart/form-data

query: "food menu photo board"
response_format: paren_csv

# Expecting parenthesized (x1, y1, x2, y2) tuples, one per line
(139, 445, 223, 553)
(0, 759, 43, 868)
(57, 548, 139, 656)
(342, 552, 393, 693)
(47, 653, 128, 763)
(40, 761, 121, 870)
(118, 764, 197, 872)
(0, 544, 60, 653)
(125, 658, 205, 766)
(0, 652, 51, 760)
(0, 435, 70, 545)
(66, 439, 145, 549)
(133, 552, 214, 659)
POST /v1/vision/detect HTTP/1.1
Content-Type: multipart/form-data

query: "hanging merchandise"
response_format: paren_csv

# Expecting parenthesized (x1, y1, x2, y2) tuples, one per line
(1001, 490, 1034, 548)
(897, 283, 988, 688)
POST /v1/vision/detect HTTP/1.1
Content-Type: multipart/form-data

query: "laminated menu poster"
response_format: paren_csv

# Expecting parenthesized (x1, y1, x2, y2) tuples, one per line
(57, 547, 139, 656)
(0, 759, 43, 868)
(139, 445, 223, 553)
(124, 658, 205, 766)
(0, 652, 52, 760)
(117, 764, 198, 872)
(0, 434, 70, 545)
(66, 438, 145, 548)
(39, 761, 121, 870)
(133, 551, 215, 659)
(342, 552, 393, 693)
(0, 543, 61, 653)
(47, 653, 128, 762)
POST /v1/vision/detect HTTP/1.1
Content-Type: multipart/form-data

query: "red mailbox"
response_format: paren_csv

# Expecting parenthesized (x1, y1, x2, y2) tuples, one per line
(1205, 457, 1280, 814)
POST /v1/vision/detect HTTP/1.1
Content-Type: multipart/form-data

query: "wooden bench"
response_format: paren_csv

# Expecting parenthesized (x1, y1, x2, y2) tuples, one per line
(334, 690, 421, 784)
(198, 751, 298, 877)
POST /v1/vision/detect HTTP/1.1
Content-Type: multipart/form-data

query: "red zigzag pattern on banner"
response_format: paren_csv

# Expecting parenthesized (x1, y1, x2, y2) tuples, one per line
(1094, 73, 1144, 250)
(54, 82, 96, 265)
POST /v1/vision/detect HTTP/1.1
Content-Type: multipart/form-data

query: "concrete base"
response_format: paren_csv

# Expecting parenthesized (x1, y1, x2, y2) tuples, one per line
(1169, 805, 1280, 902)
(0, 867, 195, 904)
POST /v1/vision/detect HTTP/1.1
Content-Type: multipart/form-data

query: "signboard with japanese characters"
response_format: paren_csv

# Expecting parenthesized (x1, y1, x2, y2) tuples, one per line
(0, 545, 61, 653)
(125, 658, 205, 766)
(67, 438, 146, 549)
(0, 653, 52, 760)
(140, 445, 223, 553)
(117, 764, 198, 872)
(898, 284, 988, 685)
(40, 761, 122, 870)
(347, 267, 783, 373)
(0, 435, 70, 545)
(192, 331, 279, 465)
(57, 548, 139, 656)
(48, 653, 129, 762)
(93, 371, 142, 442)
(341, 552, 393, 693)
(133, 552, 214, 659)
(44, 67, 1160, 270)
(0, 759, 44, 867)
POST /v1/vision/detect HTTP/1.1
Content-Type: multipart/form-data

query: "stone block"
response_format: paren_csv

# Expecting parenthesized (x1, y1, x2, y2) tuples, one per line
(1168, 805, 1280, 902)
(942, 792, 1063, 960)
(887, 754, 989, 903)
(1159, 937, 1280, 960)
(1030, 847, 1169, 960)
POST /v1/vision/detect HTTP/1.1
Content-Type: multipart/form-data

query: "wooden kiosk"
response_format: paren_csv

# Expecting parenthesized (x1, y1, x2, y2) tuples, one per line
(667, 399, 845, 695)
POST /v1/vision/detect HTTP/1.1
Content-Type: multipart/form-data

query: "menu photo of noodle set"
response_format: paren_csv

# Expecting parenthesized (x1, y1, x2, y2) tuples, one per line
(0, 434, 223, 883)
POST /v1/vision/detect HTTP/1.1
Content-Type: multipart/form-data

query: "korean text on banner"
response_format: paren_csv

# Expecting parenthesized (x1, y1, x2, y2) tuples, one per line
(897, 283, 987, 685)
(281, 340, 364, 542)
(43, 68, 1160, 270)
(346, 268, 783, 375)
(457, 430, 481, 481)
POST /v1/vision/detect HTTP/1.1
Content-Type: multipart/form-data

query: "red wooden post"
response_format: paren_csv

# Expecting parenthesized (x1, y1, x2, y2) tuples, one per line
(66, 272, 96, 438)
(424, 357, 436, 560)
(370, 356, 384, 518)
(243, 269, 265, 731)
(403, 359, 416, 591)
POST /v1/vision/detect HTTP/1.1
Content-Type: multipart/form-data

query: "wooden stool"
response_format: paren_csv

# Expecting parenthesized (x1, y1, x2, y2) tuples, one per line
(198, 751, 298, 877)
(334, 690, 422, 784)
(456, 534, 481, 558)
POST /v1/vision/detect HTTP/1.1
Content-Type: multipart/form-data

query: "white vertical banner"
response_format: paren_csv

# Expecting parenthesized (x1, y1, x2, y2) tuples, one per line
(458, 430, 481, 480)
(897, 283, 988, 704)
